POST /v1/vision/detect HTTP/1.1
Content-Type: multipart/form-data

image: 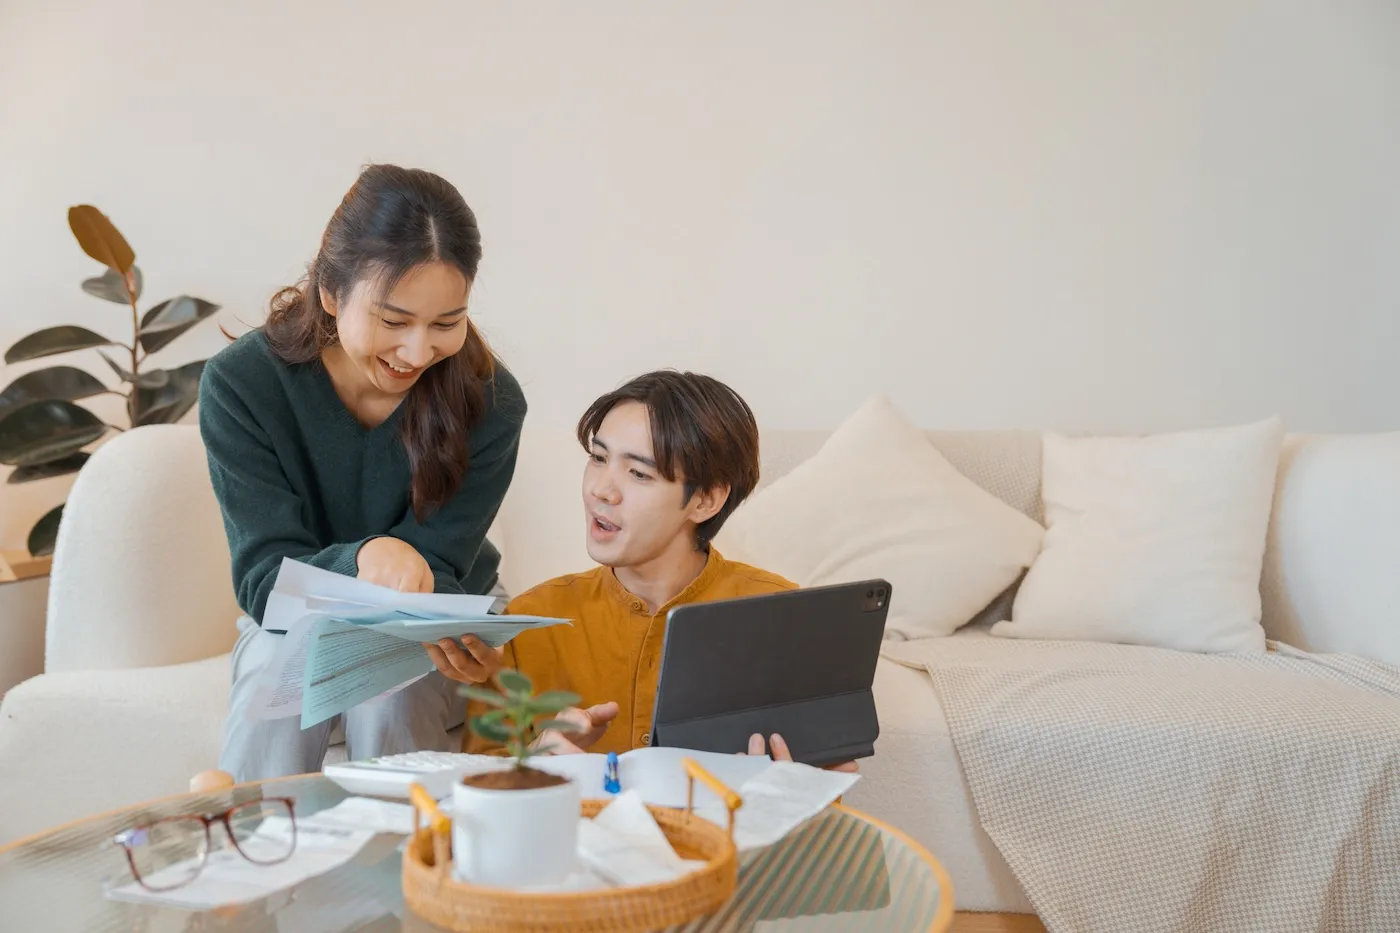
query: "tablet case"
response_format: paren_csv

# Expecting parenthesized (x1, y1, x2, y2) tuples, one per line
(650, 579, 891, 768)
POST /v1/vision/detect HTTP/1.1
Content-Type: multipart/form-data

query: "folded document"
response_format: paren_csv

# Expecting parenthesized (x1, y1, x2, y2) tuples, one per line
(249, 558, 570, 729)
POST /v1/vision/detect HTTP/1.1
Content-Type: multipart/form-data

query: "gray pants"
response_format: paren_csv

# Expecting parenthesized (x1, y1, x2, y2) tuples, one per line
(220, 613, 471, 783)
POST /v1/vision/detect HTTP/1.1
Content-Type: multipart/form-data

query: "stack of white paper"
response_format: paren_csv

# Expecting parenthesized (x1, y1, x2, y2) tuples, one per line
(249, 558, 571, 728)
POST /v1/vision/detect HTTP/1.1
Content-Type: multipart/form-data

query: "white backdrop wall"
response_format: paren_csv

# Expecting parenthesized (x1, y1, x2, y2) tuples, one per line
(2, 0, 1398, 549)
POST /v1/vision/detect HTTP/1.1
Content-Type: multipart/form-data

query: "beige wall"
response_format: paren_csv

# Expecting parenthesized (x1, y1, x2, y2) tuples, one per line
(2, 0, 1399, 549)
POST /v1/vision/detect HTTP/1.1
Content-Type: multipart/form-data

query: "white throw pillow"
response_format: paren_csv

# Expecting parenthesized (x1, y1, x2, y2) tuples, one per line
(1260, 433, 1400, 667)
(714, 396, 1045, 639)
(994, 417, 1285, 653)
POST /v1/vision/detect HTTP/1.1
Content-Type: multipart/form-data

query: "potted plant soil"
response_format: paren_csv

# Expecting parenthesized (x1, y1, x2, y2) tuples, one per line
(453, 669, 585, 887)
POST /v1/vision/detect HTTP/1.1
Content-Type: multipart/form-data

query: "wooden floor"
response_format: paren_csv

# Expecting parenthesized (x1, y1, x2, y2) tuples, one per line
(951, 912, 1046, 932)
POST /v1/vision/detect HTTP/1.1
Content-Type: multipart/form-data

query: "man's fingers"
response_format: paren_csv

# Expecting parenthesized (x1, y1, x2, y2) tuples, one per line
(423, 643, 453, 677)
(585, 701, 620, 725)
(769, 733, 793, 761)
(748, 733, 765, 756)
(428, 639, 490, 682)
(826, 761, 860, 773)
(437, 639, 474, 669)
(461, 635, 500, 667)
(549, 735, 585, 755)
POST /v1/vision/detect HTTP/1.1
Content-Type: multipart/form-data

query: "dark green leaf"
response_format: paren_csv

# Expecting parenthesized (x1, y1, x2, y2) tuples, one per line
(469, 716, 512, 744)
(97, 350, 168, 388)
(98, 350, 132, 383)
(458, 685, 508, 707)
(0, 367, 107, 418)
(535, 718, 584, 734)
(132, 359, 205, 426)
(81, 266, 142, 304)
(138, 297, 220, 354)
(68, 205, 135, 273)
(133, 368, 168, 389)
(8, 452, 89, 484)
(27, 505, 63, 558)
(496, 669, 533, 696)
(5, 326, 115, 364)
(0, 400, 108, 467)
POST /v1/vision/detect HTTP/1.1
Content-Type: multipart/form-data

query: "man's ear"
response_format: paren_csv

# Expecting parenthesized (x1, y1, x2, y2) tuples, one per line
(686, 485, 730, 526)
(319, 286, 338, 318)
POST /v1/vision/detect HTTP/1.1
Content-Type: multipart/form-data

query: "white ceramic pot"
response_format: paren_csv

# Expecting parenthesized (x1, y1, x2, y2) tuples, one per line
(451, 774, 580, 887)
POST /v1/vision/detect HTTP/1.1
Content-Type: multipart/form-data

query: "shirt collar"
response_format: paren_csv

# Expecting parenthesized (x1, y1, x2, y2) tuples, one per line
(603, 547, 728, 616)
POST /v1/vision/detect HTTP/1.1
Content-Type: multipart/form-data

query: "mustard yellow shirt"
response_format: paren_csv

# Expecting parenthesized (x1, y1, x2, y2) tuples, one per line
(466, 549, 795, 755)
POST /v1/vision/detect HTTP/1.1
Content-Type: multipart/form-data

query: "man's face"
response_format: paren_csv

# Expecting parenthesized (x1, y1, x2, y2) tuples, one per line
(581, 401, 720, 570)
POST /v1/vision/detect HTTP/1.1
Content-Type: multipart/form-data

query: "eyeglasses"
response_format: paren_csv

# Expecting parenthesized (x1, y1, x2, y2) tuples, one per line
(111, 798, 298, 891)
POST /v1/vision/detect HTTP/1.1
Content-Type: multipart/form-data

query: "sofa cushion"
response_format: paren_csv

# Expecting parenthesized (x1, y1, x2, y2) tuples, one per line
(995, 417, 1284, 653)
(1260, 433, 1400, 667)
(714, 396, 1046, 639)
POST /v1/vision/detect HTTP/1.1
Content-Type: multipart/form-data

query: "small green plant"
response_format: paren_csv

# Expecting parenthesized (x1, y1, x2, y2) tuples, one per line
(459, 669, 584, 769)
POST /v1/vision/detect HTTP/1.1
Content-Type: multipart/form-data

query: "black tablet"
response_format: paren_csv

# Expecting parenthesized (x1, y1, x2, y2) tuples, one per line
(650, 579, 891, 768)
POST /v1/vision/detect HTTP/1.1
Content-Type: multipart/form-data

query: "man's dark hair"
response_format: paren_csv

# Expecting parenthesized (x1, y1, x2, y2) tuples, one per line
(577, 370, 760, 548)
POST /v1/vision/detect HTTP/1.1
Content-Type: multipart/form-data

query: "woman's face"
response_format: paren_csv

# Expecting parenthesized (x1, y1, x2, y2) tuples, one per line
(322, 261, 471, 396)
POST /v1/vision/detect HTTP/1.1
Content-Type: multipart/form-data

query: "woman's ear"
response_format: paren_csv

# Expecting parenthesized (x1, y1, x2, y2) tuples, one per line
(319, 286, 338, 318)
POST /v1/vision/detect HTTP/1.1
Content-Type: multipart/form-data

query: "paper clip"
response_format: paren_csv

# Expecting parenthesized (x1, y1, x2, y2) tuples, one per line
(603, 751, 621, 794)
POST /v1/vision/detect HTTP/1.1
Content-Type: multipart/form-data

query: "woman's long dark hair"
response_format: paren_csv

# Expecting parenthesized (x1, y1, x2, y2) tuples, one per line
(264, 163, 494, 520)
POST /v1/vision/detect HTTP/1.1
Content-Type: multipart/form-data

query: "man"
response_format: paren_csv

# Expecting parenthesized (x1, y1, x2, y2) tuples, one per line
(426, 370, 855, 771)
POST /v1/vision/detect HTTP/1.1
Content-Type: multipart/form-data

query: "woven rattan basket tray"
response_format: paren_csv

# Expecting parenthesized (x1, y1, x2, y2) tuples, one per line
(402, 757, 742, 933)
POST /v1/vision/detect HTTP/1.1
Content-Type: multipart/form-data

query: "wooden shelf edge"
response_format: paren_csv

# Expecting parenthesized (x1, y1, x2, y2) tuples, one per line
(0, 550, 51, 582)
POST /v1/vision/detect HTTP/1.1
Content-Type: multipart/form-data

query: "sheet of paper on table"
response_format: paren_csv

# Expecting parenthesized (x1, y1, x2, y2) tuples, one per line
(103, 815, 376, 910)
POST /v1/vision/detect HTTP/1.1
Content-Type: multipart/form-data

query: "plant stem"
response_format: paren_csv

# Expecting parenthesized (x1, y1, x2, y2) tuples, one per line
(125, 274, 140, 427)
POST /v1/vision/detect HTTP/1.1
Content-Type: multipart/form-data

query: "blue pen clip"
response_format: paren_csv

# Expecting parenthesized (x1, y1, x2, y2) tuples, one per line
(603, 751, 621, 794)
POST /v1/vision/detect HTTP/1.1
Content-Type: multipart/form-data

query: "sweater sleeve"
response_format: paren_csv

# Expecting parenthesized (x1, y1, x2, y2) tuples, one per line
(199, 362, 377, 625)
(386, 367, 526, 595)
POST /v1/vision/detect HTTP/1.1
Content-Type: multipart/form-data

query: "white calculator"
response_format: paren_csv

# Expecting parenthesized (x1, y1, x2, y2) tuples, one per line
(324, 751, 506, 799)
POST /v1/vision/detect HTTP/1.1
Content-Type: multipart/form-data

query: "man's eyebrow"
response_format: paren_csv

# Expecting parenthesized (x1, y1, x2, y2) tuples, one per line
(380, 303, 467, 318)
(591, 438, 658, 470)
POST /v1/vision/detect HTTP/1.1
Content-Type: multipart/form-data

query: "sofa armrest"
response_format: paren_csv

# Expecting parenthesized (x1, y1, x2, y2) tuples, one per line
(0, 655, 230, 846)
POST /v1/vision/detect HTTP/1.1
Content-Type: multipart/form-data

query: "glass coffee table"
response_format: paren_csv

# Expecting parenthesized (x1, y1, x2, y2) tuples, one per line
(0, 774, 953, 932)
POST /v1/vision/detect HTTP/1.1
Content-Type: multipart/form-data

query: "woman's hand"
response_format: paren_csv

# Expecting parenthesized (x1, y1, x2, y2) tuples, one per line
(356, 537, 434, 593)
(426, 635, 504, 684)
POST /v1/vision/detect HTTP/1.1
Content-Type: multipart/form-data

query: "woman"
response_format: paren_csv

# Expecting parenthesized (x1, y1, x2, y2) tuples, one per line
(201, 164, 522, 781)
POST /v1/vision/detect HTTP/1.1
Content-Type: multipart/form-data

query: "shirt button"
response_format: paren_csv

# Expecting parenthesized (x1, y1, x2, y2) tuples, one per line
(640, 732, 651, 746)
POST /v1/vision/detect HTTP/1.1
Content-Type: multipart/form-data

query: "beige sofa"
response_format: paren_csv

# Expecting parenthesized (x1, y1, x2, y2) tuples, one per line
(2, 420, 1395, 917)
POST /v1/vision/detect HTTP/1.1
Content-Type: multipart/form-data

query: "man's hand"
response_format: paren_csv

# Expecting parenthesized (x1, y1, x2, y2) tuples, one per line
(532, 702, 621, 755)
(356, 537, 433, 593)
(745, 733, 860, 773)
(425, 635, 503, 685)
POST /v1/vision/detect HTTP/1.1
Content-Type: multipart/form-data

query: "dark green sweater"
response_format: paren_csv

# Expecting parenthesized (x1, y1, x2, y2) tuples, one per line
(198, 331, 526, 625)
